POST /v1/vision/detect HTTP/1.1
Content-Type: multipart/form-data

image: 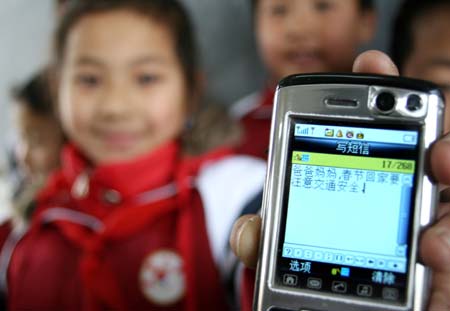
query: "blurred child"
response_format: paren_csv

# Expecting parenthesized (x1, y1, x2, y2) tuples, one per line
(232, 0, 376, 158)
(0, 69, 64, 309)
(11, 70, 65, 206)
(0, 0, 265, 310)
(55, 0, 72, 17)
(391, 0, 450, 132)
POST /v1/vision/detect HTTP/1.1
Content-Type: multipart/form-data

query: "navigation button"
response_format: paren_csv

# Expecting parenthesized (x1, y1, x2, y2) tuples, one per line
(382, 287, 399, 301)
(331, 281, 347, 294)
(283, 274, 298, 287)
(357, 284, 373, 297)
(307, 278, 322, 290)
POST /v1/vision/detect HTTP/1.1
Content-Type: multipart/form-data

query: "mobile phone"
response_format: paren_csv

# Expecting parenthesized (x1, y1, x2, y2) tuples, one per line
(254, 74, 445, 311)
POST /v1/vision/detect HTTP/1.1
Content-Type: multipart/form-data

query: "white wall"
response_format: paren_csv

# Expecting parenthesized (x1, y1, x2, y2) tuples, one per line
(0, 0, 54, 151)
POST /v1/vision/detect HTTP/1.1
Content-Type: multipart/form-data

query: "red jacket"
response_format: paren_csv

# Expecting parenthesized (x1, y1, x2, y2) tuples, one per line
(0, 141, 266, 311)
(232, 88, 276, 160)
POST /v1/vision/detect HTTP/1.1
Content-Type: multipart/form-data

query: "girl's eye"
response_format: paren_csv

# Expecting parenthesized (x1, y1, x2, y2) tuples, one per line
(269, 4, 288, 16)
(314, 0, 334, 12)
(136, 74, 159, 86)
(75, 74, 101, 88)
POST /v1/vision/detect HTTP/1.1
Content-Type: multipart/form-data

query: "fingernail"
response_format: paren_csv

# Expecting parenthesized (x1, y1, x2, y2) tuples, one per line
(237, 218, 255, 254)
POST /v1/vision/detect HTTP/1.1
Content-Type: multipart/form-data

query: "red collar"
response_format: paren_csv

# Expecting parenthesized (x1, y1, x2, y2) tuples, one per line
(36, 141, 234, 217)
(61, 141, 179, 200)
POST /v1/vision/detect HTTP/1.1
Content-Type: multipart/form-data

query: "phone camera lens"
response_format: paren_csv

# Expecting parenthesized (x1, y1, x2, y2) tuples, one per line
(406, 94, 423, 111)
(375, 92, 396, 113)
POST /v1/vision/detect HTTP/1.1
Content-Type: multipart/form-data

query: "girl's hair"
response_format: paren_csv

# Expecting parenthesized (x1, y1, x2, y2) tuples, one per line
(54, 0, 198, 92)
(251, 0, 374, 11)
(391, 0, 450, 72)
(12, 69, 54, 117)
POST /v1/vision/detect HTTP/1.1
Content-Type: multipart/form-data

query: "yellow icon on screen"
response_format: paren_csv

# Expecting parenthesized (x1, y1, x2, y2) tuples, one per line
(336, 130, 343, 138)
(325, 129, 334, 137)
(331, 268, 340, 276)
(357, 133, 364, 139)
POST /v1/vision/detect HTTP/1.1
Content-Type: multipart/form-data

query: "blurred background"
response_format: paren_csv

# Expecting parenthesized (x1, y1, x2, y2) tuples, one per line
(0, 0, 401, 219)
(0, 0, 402, 169)
(0, 0, 401, 218)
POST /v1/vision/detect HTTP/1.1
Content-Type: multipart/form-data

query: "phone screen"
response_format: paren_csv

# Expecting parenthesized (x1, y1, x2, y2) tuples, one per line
(276, 118, 420, 303)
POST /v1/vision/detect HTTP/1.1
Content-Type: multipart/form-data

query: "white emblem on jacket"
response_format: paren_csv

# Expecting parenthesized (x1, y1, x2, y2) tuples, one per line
(140, 250, 185, 305)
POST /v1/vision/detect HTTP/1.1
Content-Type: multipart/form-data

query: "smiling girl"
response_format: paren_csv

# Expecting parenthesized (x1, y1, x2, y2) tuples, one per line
(0, 1, 265, 310)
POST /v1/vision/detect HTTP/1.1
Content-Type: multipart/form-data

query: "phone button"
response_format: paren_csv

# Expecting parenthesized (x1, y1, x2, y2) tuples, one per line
(356, 284, 373, 297)
(382, 287, 399, 301)
(282, 274, 298, 286)
(331, 281, 347, 293)
(307, 277, 322, 290)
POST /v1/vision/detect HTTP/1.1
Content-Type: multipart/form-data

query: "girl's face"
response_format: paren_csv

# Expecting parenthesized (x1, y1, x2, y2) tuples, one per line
(255, 0, 375, 84)
(59, 10, 189, 164)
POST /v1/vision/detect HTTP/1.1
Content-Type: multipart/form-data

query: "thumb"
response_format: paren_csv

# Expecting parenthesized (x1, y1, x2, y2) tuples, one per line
(230, 214, 262, 269)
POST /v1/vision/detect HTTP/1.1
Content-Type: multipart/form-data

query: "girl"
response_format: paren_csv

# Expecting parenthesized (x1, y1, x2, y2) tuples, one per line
(0, 0, 265, 310)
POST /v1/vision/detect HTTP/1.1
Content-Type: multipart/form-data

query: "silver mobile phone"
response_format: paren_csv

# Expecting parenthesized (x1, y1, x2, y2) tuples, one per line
(254, 74, 445, 311)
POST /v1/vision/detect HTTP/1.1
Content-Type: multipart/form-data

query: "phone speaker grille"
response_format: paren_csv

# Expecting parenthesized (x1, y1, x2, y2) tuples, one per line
(325, 98, 359, 108)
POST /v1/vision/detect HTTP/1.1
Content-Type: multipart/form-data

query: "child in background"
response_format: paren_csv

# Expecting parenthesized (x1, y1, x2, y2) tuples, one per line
(391, 0, 450, 132)
(0, 69, 65, 310)
(231, 0, 376, 158)
(10, 70, 65, 223)
(0, 0, 265, 310)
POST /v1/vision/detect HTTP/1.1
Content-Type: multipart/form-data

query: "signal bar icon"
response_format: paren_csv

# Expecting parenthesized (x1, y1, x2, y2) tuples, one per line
(298, 127, 309, 135)
(295, 125, 315, 136)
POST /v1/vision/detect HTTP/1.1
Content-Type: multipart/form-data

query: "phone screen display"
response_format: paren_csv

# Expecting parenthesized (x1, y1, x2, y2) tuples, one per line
(276, 118, 420, 303)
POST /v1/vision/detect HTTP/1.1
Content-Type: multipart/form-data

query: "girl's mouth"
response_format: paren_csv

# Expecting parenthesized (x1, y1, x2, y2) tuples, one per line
(284, 50, 322, 69)
(98, 131, 140, 149)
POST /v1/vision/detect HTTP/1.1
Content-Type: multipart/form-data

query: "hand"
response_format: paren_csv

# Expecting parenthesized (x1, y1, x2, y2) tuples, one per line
(230, 50, 450, 310)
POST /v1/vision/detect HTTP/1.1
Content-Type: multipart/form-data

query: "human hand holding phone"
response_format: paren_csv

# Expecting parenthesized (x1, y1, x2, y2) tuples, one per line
(230, 50, 450, 311)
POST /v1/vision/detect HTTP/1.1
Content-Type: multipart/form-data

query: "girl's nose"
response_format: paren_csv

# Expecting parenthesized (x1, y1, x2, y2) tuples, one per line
(97, 83, 131, 120)
(284, 6, 318, 42)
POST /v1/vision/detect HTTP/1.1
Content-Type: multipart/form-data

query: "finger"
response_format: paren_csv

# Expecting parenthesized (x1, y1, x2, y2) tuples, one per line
(229, 214, 262, 269)
(437, 203, 450, 220)
(430, 133, 450, 185)
(428, 272, 450, 311)
(352, 50, 399, 76)
(420, 214, 450, 272)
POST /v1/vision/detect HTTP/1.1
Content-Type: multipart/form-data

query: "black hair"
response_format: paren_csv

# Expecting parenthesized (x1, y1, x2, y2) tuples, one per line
(391, 0, 450, 72)
(54, 0, 198, 92)
(12, 70, 54, 116)
(251, 0, 374, 11)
